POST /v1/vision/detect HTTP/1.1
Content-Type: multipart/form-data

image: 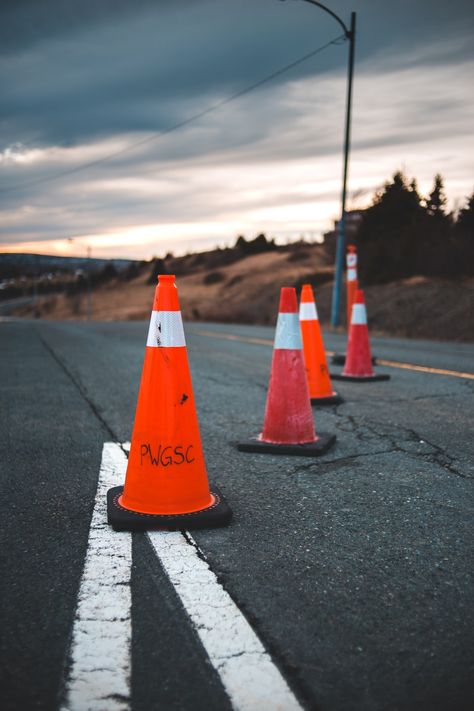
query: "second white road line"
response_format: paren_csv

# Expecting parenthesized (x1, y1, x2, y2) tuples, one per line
(61, 443, 132, 711)
(147, 530, 302, 711)
(64, 442, 302, 711)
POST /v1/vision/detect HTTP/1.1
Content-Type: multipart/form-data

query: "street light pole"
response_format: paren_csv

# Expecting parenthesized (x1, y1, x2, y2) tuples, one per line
(332, 9, 356, 327)
(280, 0, 356, 327)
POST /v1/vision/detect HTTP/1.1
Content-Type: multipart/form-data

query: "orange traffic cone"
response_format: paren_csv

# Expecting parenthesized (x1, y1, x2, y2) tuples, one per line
(299, 284, 343, 405)
(107, 274, 232, 530)
(237, 287, 335, 456)
(332, 245, 377, 367)
(346, 244, 358, 327)
(332, 290, 390, 382)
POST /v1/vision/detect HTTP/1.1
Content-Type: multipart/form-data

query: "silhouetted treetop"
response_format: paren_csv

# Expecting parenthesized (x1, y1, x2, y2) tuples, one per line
(425, 173, 448, 220)
(368, 171, 423, 228)
(235, 233, 276, 254)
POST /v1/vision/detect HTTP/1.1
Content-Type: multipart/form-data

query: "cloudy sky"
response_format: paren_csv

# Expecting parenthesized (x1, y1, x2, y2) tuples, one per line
(1, 0, 473, 259)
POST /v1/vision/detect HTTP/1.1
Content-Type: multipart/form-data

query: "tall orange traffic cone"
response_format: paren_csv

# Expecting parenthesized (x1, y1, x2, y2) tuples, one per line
(107, 274, 232, 530)
(332, 290, 390, 382)
(346, 244, 358, 327)
(299, 284, 343, 405)
(332, 245, 377, 367)
(238, 287, 335, 456)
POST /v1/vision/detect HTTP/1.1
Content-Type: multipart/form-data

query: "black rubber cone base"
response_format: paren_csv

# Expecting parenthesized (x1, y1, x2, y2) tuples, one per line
(332, 352, 377, 366)
(107, 486, 232, 531)
(237, 431, 335, 457)
(311, 392, 344, 406)
(331, 373, 390, 382)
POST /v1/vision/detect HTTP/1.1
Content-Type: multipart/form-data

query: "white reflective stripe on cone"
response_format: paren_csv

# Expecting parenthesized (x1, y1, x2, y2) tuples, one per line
(347, 254, 357, 267)
(351, 303, 367, 325)
(146, 311, 186, 347)
(274, 312, 302, 349)
(299, 301, 318, 321)
(347, 268, 357, 281)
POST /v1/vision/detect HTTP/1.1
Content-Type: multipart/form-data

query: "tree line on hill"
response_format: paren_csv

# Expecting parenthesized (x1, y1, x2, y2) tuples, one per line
(147, 233, 278, 283)
(356, 172, 474, 284)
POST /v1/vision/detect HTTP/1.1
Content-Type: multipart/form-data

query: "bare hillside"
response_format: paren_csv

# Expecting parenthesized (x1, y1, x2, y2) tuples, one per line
(13, 243, 474, 342)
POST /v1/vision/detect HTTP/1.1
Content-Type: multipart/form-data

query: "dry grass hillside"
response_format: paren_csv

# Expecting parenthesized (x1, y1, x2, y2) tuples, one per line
(14, 242, 474, 342)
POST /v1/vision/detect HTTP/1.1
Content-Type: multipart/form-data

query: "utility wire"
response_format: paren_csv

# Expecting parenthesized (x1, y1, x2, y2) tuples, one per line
(0, 34, 345, 193)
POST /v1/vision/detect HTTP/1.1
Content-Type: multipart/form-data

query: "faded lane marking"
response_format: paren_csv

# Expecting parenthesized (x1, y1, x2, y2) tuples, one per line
(147, 530, 302, 711)
(192, 329, 274, 347)
(375, 358, 474, 380)
(190, 329, 474, 380)
(61, 443, 131, 711)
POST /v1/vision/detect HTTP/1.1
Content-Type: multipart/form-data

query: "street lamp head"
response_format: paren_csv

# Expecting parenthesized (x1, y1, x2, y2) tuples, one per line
(276, 0, 351, 39)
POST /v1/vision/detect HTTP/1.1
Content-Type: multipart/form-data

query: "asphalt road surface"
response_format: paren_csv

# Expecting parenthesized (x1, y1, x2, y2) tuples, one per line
(1, 319, 473, 711)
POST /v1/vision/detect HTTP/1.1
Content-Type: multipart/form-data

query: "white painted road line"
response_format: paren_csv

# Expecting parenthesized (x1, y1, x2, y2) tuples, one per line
(61, 443, 132, 711)
(63, 442, 302, 711)
(147, 530, 302, 711)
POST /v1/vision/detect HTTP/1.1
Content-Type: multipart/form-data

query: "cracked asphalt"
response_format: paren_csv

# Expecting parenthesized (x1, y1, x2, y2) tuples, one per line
(1, 319, 473, 711)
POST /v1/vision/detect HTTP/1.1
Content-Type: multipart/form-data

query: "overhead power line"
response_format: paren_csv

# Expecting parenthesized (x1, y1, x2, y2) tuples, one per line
(0, 34, 345, 194)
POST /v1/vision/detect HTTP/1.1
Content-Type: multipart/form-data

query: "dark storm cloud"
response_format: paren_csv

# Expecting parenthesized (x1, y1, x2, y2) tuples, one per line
(1, 0, 473, 149)
(0, 0, 180, 56)
(0, 0, 343, 148)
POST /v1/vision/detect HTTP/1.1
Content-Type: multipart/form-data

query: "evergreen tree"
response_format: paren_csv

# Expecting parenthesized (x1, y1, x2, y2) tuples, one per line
(456, 192, 474, 234)
(356, 172, 473, 281)
(357, 171, 424, 283)
(371, 171, 424, 223)
(425, 174, 448, 219)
